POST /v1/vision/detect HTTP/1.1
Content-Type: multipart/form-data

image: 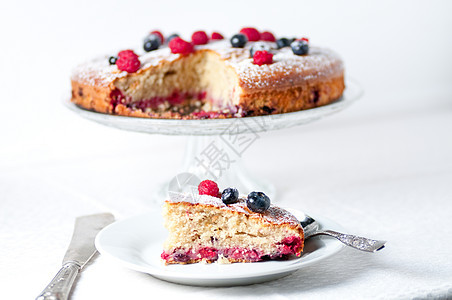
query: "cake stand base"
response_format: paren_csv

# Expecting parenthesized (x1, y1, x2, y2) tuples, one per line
(183, 135, 275, 197)
(154, 135, 276, 201)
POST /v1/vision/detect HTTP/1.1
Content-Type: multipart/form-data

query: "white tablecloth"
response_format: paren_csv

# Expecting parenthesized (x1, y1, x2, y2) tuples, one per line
(2, 89, 452, 299)
(1, 0, 452, 299)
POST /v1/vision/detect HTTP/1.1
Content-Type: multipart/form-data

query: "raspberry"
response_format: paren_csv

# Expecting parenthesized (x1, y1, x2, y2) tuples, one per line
(191, 31, 209, 45)
(239, 27, 260, 42)
(116, 50, 141, 73)
(253, 50, 273, 66)
(198, 180, 220, 197)
(150, 30, 164, 43)
(168, 37, 194, 55)
(167, 33, 179, 43)
(260, 31, 276, 42)
(199, 247, 218, 260)
(211, 32, 224, 40)
(117, 50, 137, 59)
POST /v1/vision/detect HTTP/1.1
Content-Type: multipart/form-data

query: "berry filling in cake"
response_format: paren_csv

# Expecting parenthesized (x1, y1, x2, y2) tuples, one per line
(162, 236, 302, 263)
(161, 180, 304, 264)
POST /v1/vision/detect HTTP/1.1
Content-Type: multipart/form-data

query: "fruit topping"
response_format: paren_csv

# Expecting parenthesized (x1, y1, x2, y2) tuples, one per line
(260, 31, 276, 42)
(211, 32, 224, 40)
(143, 35, 161, 52)
(250, 42, 271, 58)
(221, 188, 239, 204)
(192, 31, 209, 45)
(150, 30, 164, 43)
(291, 39, 309, 55)
(230, 33, 248, 48)
(253, 50, 273, 65)
(116, 50, 140, 73)
(239, 27, 260, 41)
(276, 37, 290, 49)
(168, 37, 194, 55)
(198, 180, 220, 197)
(166, 33, 180, 44)
(108, 56, 117, 65)
(247, 191, 271, 213)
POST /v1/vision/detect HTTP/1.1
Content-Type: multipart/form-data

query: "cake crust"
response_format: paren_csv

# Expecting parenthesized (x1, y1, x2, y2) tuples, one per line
(71, 41, 344, 119)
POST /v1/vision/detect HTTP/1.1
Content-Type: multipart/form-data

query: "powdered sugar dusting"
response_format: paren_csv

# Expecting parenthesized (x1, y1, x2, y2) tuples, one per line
(167, 192, 301, 227)
(71, 47, 183, 87)
(231, 44, 343, 89)
(71, 56, 127, 87)
(71, 39, 343, 90)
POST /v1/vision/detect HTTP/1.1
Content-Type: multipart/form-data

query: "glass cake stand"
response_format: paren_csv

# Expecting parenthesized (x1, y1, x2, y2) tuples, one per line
(65, 79, 362, 199)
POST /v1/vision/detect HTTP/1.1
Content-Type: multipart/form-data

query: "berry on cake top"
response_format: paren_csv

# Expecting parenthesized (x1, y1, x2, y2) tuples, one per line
(108, 28, 310, 73)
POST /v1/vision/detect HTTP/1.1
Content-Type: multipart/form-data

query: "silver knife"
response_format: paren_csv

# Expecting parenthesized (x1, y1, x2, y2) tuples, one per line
(36, 213, 115, 300)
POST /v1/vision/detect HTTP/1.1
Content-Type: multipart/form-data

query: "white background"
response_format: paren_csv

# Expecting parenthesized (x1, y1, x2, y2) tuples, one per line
(1, 0, 452, 299)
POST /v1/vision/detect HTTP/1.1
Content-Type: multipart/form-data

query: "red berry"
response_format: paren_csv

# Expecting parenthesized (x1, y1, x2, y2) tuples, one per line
(116, 50, 140, 73)
(253, 50, 273, 66)
(168, 37, 194, 55)
(192, 31, 209, 45)
(260, 31, 276, 42)
(117, 50, 137, 59)
(300, 37, 309, 43)
(150, 30, 164, 43)
(211, 32, 224, 40)
(198, 180, 220, 197)
(240, 27, 261, 42)
(199, 247, 218, 260)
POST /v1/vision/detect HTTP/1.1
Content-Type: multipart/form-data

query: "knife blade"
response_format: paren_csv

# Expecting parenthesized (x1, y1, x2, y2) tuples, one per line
(36, 213, 115, 300)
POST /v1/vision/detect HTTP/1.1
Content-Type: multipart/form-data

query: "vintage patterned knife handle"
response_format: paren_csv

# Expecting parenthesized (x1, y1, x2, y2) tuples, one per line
(36, 262, 81, 300)
(321, 230, 386, 252)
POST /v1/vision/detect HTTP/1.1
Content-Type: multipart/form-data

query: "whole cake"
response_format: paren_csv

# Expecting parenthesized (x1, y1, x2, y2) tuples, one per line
(161, 180, 304, 264)
(71, 28, 344, 119)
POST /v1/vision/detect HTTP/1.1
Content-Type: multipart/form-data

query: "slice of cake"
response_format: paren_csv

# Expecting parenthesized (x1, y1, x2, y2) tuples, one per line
(161, 180, 304, 264)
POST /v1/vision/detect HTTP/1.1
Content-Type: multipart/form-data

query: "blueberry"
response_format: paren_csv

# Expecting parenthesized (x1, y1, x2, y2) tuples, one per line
(247, 191, 270, 213)
(230, 34, 247, 48)
(291, 40, 309, 55)
(276, 38, 290, 49)
(143, 33, 159, 43)
(250, 42, 271, 58)
(108, 56, 117, 65)
(166, 33, 179, 44)
(143, 35, 161, 52)
(221, 188, 239, 204)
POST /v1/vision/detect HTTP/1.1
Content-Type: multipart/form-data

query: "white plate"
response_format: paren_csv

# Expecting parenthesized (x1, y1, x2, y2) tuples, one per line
(95, 209, 345, 286)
